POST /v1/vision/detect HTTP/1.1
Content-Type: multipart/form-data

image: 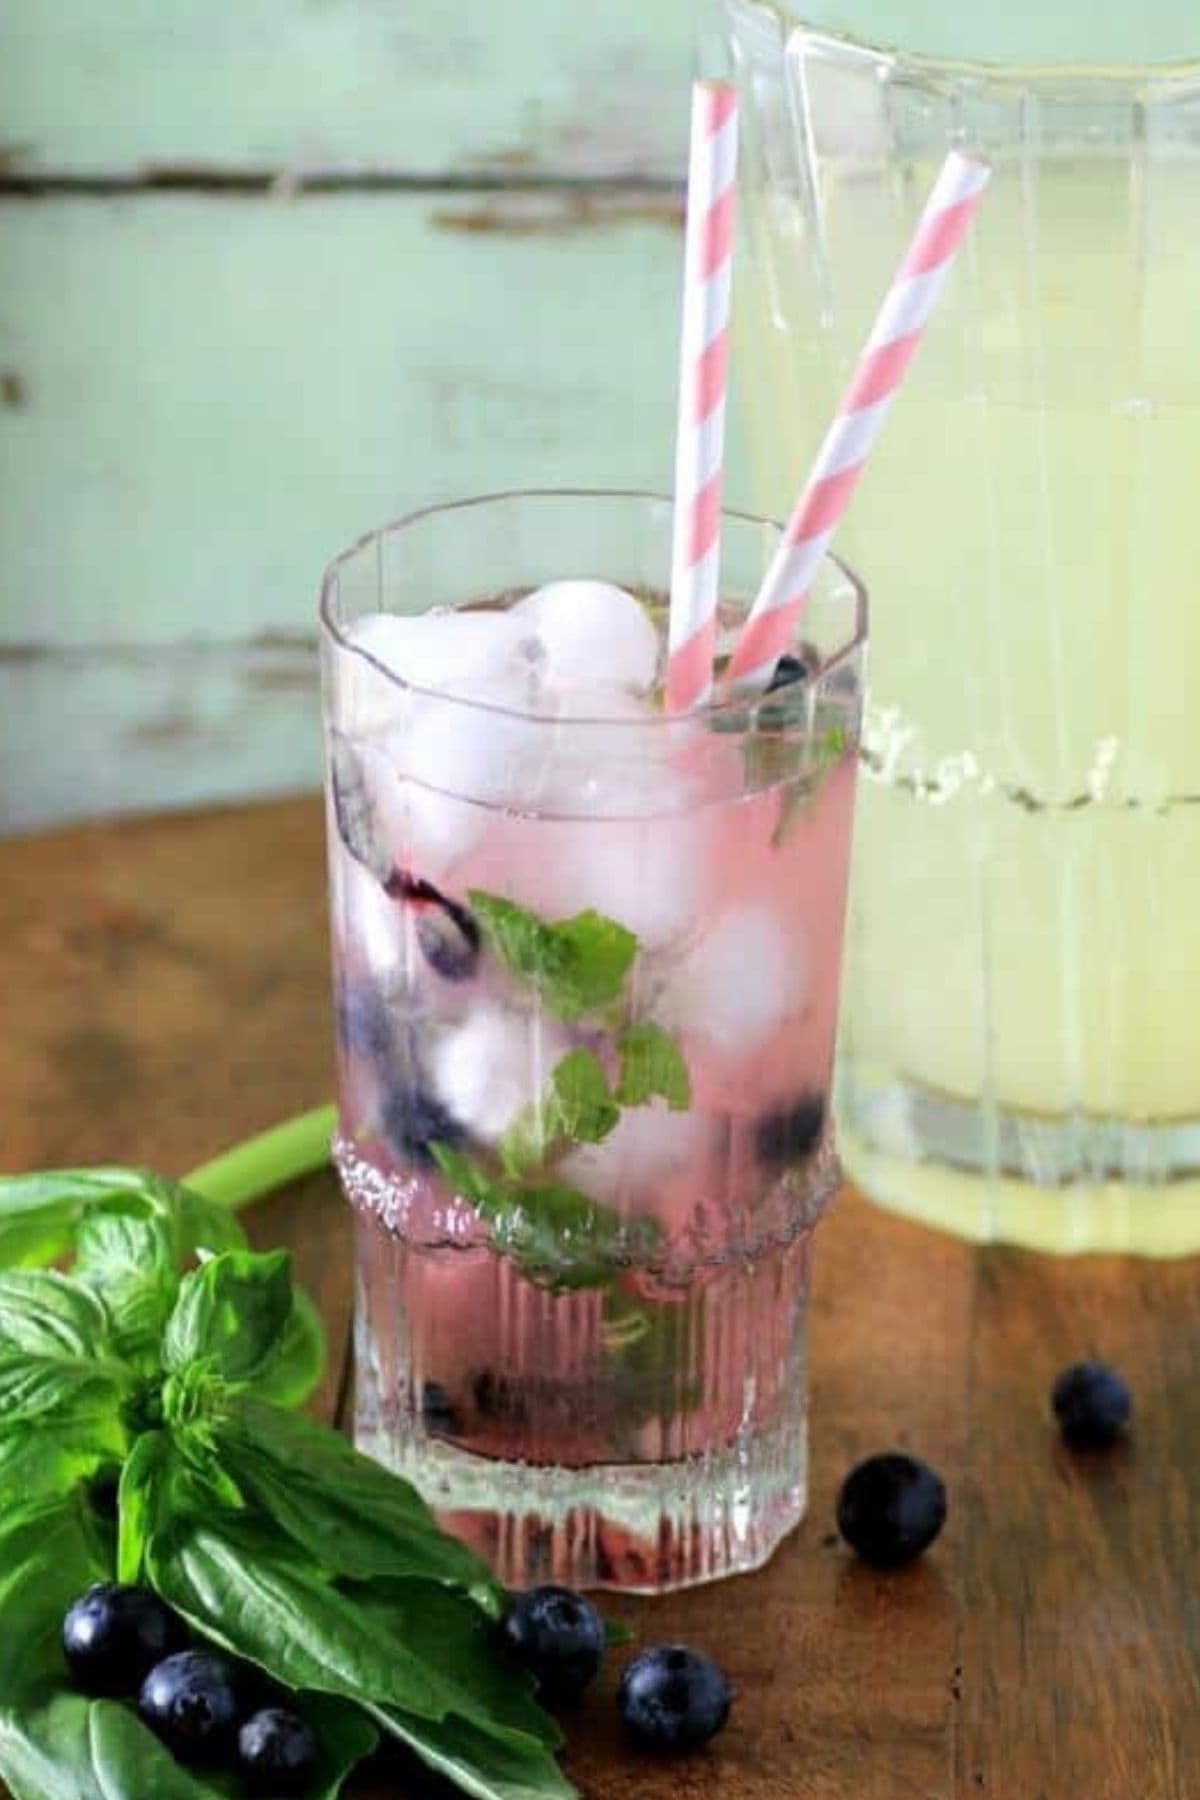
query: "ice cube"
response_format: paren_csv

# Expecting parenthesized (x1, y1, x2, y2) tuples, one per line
(562, 1104, 710, 1205)
(335, 610, 543, 735)
(530, 806, 708, 953)
(430, 1003, 568, 1144)
(390, 674, 554, 866)
(663, 905, 808, 1057)
(513, 581, 660, 695)
(521, 684, 664, 815)
(329, 844, 407, 985)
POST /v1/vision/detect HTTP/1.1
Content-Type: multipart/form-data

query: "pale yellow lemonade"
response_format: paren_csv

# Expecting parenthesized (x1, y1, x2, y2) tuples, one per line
(734, 85, 1200, 1251)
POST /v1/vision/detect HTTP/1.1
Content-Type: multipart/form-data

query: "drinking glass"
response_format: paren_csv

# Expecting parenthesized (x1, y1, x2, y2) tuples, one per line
(320, 489, 865, 1589)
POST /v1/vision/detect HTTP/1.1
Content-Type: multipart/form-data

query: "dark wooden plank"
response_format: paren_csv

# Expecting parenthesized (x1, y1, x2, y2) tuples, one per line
(2, 797, 1197, 1799)
(958, 1248, 1200, 1799)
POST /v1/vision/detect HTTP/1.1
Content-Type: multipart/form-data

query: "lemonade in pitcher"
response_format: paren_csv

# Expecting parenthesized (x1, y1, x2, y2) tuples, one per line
(725, 0, 1200, 1252)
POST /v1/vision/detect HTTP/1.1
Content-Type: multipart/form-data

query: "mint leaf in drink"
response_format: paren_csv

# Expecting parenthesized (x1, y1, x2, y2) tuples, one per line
(162, 1249, 294, 1389)
(614, 1022, 692, 1111)
(468, 892, 637, 1021)
(545, 1049, 621, 1141)
(429, 1142, 502, 1211)
(500, 1049, 620, 1178)
(430, 1144, 661, 1294)
(489, 1179, 650, 1293)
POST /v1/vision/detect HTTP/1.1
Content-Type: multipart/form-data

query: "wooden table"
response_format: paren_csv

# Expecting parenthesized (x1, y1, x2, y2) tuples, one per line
(2, 799, 1197, 1799)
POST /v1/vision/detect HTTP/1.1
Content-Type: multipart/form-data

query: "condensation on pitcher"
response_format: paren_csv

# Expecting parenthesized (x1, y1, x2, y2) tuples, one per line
(859, 701, 1127, 811)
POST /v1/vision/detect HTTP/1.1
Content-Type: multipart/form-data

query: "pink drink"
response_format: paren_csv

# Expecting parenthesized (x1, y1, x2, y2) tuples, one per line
(320, 492, 865, 1592)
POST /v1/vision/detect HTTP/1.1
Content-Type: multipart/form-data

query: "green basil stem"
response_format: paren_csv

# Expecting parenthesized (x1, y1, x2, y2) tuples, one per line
(183, 1104, 337, 1213)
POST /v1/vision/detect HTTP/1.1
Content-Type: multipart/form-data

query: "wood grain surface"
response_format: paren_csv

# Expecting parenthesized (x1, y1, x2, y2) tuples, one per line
(1, 797, 1196, 1799)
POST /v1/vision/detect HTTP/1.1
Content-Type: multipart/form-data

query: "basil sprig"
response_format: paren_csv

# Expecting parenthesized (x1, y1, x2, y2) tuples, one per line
(0, 1164, 576, 1800)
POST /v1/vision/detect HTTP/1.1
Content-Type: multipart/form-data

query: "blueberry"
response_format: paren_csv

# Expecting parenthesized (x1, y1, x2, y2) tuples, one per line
(1052, 1361, 1132, 1448)
(836, 1452, 947, 1568)
(473, 1368, 528, 1425)
(381, 1081, 463, 1168)
(330, 735, 393, 885)
(138, 1650, 242, 1765)
(238, 1707, 319, 1795)
(334, 981, 394, 1062)
(386, 873, 481, 982)
(62, 1584, 187, 1697)
(502, 1586, 606, 1700)
(618, 1645, 731, 1752)
(755, 1093, 825, 1167)
(420, 1379, 464, 1436)
(766, 652, 813, 693)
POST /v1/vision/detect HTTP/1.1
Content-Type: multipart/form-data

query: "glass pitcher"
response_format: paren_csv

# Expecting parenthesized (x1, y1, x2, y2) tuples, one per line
(719, 0, 1200, 1254)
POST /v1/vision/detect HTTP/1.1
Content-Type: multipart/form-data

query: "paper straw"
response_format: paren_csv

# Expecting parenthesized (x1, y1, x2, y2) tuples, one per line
(665, 79, 739, 713)
(726, 149, 991, 692)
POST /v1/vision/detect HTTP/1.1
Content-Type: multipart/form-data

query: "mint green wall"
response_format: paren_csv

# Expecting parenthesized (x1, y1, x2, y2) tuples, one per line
(0, 3, 695, 831)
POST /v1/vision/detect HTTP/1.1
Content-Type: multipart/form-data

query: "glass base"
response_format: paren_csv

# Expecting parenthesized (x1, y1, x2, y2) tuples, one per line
(841, 1078, 1200, 1257)
(355, 1410, 807, 1594)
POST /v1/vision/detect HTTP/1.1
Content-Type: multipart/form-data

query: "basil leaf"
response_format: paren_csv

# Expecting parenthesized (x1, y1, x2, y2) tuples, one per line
(0, 1271, 116, 1361)
(212, 1398, 500, 1607)
(0, 1694, 375, 1800)
(468, 893, 637, 1021)
(614, 1022, 692, 1112)
(0, 1167, 245, 1277)
(0, 1356, 125, 1429)
(349, 1583, 556, 1751)
(0, 1276, 129, 1483)
(117, 1430, 171, 1585)
(0, 1172, 145, 1273)
(163, 1250, 293, 1386)
(249, 1286, 327, 1410)
(74, 1209, 180, 1369)
(0, 1418, 127, 1510)
(368, 1705, 577, 1800)
(148, 1513, 558, 1763)
(0, 1492, 112, 1697)
(0, 1493, 373, 1800)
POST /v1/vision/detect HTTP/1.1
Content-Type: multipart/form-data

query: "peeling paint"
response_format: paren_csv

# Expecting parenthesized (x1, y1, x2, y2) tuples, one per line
(432, 186, 682, 236)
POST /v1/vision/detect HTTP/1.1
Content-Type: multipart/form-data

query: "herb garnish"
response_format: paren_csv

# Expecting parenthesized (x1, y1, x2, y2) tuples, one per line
(0, 1151, 578, 1800)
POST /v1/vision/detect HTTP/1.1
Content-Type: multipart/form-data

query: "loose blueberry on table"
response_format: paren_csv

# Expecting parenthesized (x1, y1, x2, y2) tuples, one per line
(836, 1451, 948, 1568)
(61, 1583, 187, 1697)
(138, 1650, 243, 1766)
(502, 1586, 607, 1700)
(618, 1645, 732, 1753)
(1052, 1360, 1132, 1448)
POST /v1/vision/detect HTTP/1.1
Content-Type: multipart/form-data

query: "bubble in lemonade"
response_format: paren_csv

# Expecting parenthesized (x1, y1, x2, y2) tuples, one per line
(321, 498, 864, 1593)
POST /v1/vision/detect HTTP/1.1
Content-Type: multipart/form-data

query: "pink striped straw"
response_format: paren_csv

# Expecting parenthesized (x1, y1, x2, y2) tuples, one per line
(726, 149, 991, 692)
(665, 79, 739, 713)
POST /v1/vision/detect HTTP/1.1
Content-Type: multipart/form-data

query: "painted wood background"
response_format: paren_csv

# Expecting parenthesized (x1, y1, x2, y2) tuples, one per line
(0, 1, 707, 832)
